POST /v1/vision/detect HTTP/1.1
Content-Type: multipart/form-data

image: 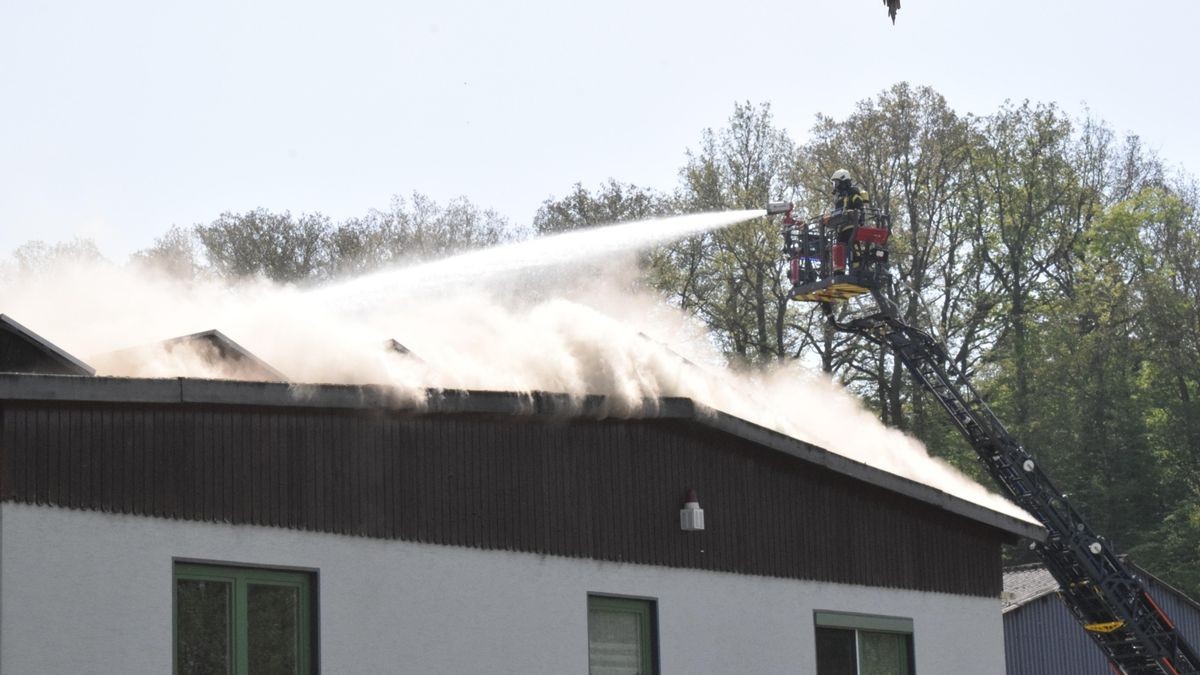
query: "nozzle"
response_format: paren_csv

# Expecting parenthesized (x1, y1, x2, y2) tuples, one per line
(766, 201, 793, 216)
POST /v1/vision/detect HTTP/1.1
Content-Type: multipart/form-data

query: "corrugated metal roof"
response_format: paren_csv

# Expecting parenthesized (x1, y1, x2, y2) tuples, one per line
(1002, 562, 1200, 613)
(1002, 562, 1200, 673)
(1001, 563, 1059, 611)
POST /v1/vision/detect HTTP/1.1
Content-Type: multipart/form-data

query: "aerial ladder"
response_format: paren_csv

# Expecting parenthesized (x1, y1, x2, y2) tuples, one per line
(767, 201, 1200, 675)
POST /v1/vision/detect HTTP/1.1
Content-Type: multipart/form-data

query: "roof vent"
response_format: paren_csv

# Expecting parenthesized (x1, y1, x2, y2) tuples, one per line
(92, 329, 287, 381)
(0, 314, 95, 376)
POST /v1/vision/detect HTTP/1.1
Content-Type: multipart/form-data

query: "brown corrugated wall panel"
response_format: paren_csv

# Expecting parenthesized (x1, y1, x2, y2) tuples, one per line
(0, 400, 1006, 597)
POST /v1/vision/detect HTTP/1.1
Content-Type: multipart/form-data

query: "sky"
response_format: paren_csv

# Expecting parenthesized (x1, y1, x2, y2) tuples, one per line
(2, 0, 1198, 261)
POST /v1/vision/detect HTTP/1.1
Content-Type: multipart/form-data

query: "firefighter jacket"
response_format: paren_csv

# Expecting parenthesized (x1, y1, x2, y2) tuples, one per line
(833, 186, 870, 212)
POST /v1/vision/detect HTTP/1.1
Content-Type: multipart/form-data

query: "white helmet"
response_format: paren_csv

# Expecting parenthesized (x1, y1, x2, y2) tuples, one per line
(830, 169, 851, 182)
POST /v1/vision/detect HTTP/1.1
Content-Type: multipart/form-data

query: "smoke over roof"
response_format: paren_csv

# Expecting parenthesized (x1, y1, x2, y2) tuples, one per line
(0, 210, 1034, 523)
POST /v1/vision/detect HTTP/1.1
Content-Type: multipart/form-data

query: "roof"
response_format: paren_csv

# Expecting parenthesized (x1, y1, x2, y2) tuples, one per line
(1003, 562, 1200, 613)
(385, 338, 423, 362)
(167, 329, 289, 381)
(92, 329, 288, 382)
(1002, 563, 1059, 611)
(637, 332, 699, 367)
(0, 314, 95, 376)
(0, 372, 1045, 542)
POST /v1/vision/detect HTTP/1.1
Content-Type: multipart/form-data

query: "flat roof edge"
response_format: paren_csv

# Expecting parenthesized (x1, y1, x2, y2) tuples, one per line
(0, 374, 699, 418)
(0, 373, 1042, 540)
(0, 373, 178, 402)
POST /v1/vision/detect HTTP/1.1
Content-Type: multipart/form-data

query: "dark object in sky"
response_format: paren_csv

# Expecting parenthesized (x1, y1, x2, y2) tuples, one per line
(885, 0, 900, 23)
(0, 314, 95, 376)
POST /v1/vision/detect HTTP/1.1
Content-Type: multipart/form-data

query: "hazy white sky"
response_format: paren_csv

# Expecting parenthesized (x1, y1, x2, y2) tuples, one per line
(2, 0, 1197, 260)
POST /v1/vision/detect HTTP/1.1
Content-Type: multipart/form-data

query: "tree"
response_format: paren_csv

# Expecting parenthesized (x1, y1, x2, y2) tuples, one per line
(196, 209, 332, 283)
(191, 193, 513, 282)
(957, 103, 1080, 436)
(11, 238, 104, 276)
(1032, 190, 1162, 545)
(1126, 183, 1200, 598)
(799, 84, 986, 438)
(533, 180, 669, 235)
(132, 225, 202, 279)
(328, 192, 512, 276)
(651, 101, 801, 363)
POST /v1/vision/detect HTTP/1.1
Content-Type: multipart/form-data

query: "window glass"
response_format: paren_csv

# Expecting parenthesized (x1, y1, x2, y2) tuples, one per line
(587, 595, 655, 675)
(859, 630, 910, 675)
(815, 611, 914, 675)
(176, 578, 233, 675)
(175, 564, 312, 675)
(589, 609, 642, 674)
(248, 583, 301, 675)
(815, 626, 857, 675)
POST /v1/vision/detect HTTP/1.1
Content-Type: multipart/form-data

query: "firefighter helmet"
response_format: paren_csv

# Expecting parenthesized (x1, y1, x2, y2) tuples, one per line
(830, 169, 851, 183)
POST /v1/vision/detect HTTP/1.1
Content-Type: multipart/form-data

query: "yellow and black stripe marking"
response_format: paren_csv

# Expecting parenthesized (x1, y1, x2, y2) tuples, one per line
(793, 281, 871, 303)
(1084, 621, 1125, 633)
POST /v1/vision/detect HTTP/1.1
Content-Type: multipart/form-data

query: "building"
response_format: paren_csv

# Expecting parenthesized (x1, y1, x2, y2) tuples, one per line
(1002, 563, 1200, 675)
(0, 316, 1044, 674)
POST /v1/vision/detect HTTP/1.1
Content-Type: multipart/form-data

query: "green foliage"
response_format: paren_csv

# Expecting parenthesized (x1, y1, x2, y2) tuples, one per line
(533, 180, 669, 235)
(187, 192, 511, 284)
(1126, 503, 1200, 598)
(131, 225, 202, 279)
(641, 91, 1200, 597)
(196, 209, 333, 283)
(647, 101, 801, 363)
(10, 237, 105, 276)
(331, 192, 512, 275)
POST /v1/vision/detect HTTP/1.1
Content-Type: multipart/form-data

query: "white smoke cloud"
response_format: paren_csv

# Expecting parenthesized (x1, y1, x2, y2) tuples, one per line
(0, 258, 1032, 523)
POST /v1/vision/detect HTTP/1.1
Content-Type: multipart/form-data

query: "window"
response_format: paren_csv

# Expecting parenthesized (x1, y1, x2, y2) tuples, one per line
(175, 562, 314, 675)
(814, 611, 914, 675)
(587, 595, 657, 675)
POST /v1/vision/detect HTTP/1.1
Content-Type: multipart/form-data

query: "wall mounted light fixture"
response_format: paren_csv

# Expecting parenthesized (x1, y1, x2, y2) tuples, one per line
(680, 488, 704, 531)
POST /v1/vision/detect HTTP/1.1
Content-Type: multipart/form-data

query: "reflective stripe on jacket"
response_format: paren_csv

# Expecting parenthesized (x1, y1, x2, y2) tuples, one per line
(834, 188, 869, 211)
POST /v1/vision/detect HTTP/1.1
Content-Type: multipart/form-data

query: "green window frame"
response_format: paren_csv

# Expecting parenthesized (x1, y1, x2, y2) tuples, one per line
(587, 595, 657, 675)
(814, 611, 915, 675)
(174, 562, 314, 675)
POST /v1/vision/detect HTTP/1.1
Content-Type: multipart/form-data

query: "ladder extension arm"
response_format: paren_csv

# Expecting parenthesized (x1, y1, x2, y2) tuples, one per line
(834, 299, 1200, 675)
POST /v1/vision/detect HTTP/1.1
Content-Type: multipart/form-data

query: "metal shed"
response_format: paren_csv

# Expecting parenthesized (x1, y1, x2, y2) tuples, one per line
(1003, 563, 1200, 674)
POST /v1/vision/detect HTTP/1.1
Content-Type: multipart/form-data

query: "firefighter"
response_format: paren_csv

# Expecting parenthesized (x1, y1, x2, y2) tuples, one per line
(830, 169, 869, 213)
(829, 169, 870, 273)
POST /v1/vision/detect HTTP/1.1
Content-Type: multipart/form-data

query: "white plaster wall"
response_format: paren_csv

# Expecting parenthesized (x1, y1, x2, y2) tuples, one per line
(1, 503, 1007, 674)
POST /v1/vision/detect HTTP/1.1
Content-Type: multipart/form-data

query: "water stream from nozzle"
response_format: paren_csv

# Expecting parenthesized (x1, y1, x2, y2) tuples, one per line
(0, 204, 1033, 520)
(312, 209, 766, 308)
